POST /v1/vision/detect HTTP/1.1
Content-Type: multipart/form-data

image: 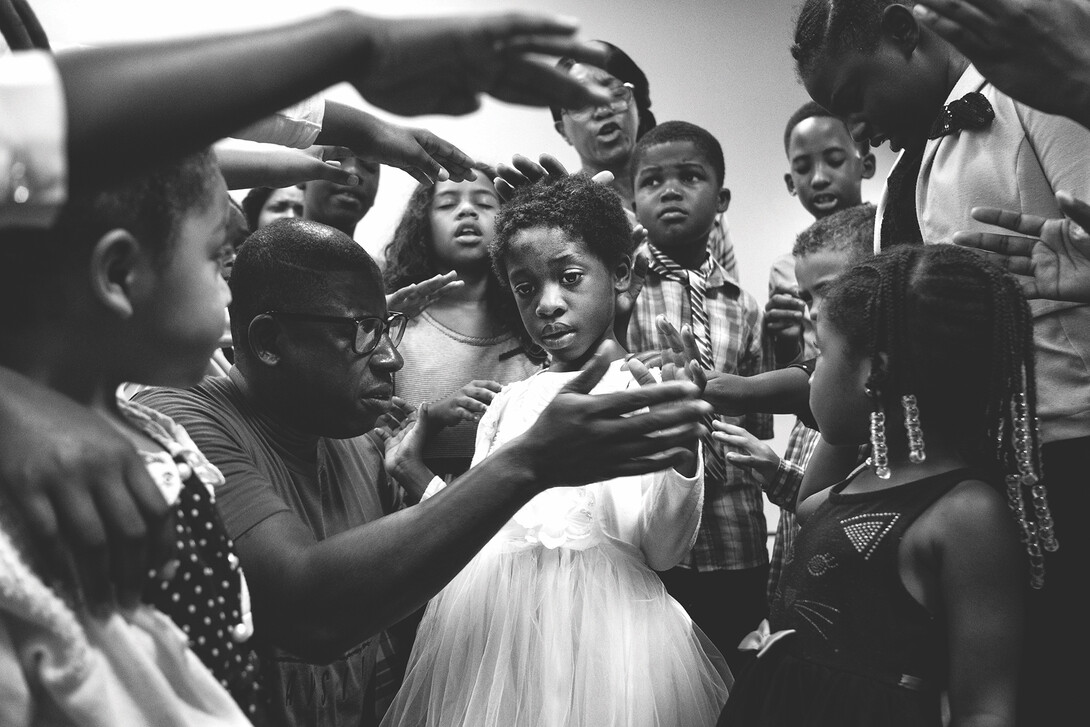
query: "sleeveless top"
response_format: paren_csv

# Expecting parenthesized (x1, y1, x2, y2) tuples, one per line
(769, 468, 976, 691)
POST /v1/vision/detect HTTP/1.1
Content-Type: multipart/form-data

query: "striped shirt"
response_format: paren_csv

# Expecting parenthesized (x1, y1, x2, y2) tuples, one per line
(627, 246, 773, 571)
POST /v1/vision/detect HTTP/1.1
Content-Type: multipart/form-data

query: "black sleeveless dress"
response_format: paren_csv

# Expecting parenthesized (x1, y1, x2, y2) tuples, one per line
(719, 468, 978, 727)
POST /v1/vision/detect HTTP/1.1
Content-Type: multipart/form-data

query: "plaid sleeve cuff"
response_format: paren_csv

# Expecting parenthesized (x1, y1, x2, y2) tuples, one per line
(763, 457, 804, 509)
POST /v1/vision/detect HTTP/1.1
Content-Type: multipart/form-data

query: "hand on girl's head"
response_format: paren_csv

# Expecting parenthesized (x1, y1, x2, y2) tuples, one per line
(386, 271, 464, 319)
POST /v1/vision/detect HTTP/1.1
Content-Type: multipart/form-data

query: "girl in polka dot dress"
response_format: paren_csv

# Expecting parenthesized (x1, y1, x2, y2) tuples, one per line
(0, 151, 257, 725)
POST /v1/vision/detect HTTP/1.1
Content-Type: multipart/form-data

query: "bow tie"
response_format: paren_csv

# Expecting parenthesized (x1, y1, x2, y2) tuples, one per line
(928, 91, 995, 139)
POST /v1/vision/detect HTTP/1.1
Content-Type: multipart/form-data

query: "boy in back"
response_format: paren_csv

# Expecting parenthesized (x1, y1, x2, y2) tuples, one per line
(625, 120, 772, 673)
(765, 101, 875, 368)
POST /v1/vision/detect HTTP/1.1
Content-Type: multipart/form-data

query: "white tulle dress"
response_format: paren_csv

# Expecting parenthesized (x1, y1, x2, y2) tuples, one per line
(381, 361, 731, 727)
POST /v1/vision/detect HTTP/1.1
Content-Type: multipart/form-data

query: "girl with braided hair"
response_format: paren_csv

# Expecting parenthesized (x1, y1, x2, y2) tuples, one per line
(719, 244, 1055, 727)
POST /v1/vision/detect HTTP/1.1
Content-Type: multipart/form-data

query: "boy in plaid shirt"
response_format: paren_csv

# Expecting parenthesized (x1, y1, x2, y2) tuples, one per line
(625, 120, 771, 672)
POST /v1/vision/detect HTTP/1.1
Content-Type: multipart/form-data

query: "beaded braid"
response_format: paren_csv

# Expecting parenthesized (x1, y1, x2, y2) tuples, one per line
(825, 245, 1058, 588)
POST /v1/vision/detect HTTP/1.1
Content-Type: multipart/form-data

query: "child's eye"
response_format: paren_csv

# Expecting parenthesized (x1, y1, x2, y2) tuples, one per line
(512, 282, 535, 297)
(561, 271, 584, 286)
(637, 176, 660, 189)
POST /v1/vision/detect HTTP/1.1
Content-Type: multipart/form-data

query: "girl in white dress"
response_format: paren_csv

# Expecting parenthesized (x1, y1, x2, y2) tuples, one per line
(381, 174, 730, 727)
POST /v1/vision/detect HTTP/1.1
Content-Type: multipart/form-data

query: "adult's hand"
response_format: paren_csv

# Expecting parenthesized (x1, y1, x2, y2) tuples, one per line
(353, 13, 611, 117)
(0, 367, 171, 611)
(513, 347, 711, 487)
(318, 101, 477, 185)
(954, 191, 1090, 302)
(912, 0, 1090, 129)
(494, 153, 612, 202)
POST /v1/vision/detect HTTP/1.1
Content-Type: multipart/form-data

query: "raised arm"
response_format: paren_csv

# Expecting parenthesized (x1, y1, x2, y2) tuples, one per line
(54, 11, 612, 189)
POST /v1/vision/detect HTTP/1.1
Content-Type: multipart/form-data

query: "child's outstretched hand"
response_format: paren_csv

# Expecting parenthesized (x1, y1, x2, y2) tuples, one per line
(713, 421, 780, 485)
(386, 271, 465, 319)
(377, 402, 435, 502)
(955, 192, 1090, 303)
(427, 380, 504, 428)
(625, 317, 706, 478)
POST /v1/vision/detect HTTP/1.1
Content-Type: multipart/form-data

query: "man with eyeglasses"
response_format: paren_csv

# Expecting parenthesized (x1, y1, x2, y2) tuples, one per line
(135, 218, 712, 727)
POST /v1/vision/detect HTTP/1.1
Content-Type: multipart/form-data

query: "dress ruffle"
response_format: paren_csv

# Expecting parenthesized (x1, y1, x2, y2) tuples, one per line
(384, 541, 729, 727)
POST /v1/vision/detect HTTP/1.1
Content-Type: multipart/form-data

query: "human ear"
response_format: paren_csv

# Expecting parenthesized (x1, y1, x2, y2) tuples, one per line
(861, 152, 877, 180)
(89, 229, 142, 319)
(864, 351, 890, 393)
(246, 313, 282, 366)
(613, 254, 633, 293)
(880, 3, 920, 55)
(717, 188, 731, 213)
(554, 120, 572, 146)
(784, 173, 797, 196)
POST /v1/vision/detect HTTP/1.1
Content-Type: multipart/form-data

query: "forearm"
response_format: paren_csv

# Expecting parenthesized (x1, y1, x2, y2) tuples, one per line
(640, 465, 703, 571)
(55, 10, 371, 187)
(247, 446, 538, 661)
(703, 366, 810, 417)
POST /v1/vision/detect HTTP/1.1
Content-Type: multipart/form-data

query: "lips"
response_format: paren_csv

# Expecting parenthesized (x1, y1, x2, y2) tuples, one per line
(657, 206, 688, 221)
(597, 122, 621, 140)
(454, 221, 482, 238)
(811, 193, 839, 210)
(539, 323, 575, 346)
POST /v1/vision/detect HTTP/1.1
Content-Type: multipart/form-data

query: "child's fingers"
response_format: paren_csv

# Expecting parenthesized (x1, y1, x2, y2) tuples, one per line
(625, 356, 657, 387)
(724, 451, 759, 468)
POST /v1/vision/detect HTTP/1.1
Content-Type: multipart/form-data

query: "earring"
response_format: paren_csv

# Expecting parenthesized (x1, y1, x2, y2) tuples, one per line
(901, 394, 926, 464)
(867, 386, 890, 479)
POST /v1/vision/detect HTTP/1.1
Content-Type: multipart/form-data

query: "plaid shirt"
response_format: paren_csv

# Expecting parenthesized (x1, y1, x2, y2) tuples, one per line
(627, 247, 773, 571)
(762, 418, 821, 603)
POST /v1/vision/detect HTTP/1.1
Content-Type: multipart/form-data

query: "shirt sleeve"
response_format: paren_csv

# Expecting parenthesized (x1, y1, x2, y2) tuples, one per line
(135, 388, 292, 540)
(0, 50, 66, 229)
(229, 94, 325, 149)
(638, 452, 704, 571)
(1016, 100, 1090, 200)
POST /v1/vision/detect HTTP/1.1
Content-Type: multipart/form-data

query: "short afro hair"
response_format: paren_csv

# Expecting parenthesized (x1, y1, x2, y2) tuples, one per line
(793, 202, 876, 263)
(783, 100, 869, 156)
(490, 174, 633, 287)
(630, 120, 725, 187)
(228, 218, 382, 356)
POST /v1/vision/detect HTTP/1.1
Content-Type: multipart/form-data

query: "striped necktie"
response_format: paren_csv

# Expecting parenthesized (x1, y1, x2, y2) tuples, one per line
(646, 245, 728, 484)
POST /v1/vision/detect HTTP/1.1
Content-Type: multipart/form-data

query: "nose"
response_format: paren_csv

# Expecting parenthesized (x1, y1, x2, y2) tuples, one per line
(660, 182, 681, 201)
(535, 282, 567, 319)
(368, 333, 404, 373)
(811, 163, 831, 188)
(455, 198, 478, 218)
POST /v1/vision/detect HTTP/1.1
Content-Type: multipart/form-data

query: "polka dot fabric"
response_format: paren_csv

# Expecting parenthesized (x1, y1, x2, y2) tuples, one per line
(146, 461, 263, 718)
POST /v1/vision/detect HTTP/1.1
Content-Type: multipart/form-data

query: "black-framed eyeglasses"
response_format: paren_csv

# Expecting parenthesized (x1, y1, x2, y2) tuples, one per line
(266, 310, 407, 355)
(563, 82, 635, 120)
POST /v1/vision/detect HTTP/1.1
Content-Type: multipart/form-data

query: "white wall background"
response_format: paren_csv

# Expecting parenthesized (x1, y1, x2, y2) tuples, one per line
(31, 0, 895, 531)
